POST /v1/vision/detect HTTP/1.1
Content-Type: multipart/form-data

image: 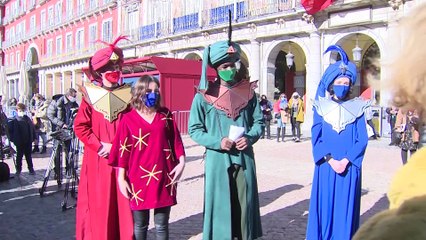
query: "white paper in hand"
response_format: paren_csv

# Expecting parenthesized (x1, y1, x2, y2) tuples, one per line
(229, 125, 245, 141)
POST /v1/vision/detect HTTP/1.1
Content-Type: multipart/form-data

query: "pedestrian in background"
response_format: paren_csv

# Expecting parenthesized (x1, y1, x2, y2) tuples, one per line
(307, 45, 369, 240)
(288, 92, 304, 142)
(395, 109, 419, 165)
(8, 103, 36, 175)
(273, 93, 289, 142)
(109, 75, 186, 240)
(386, 106, 399, 145)
(32, 94, 50, 154)
(259, 94, 273, 139)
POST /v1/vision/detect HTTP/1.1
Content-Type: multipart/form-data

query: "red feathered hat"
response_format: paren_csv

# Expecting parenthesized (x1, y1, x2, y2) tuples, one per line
(88, 36, 129, 82)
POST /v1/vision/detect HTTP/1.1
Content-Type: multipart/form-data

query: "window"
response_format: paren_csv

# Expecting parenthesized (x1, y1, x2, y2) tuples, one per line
(30, 15, 37, 34)
(10, 53, 14, 68)
(41, 10, 46, 30)
(102, 19, 112, 43)
(125, 6, 139, 35)
(66, 33, 73, 52)
(89, 0, 97, 10)
(76, 28, 84, 51)
(66, 0, 74, 19)
(22, 0, 27, 13)
(5, 7, 9, 23)
(56, 36, 63, 55)
(77, 0, 85, 16)
(55, 1, 63, 24)
(48, 6, 54, 27)
(89, 24, 97, 49)
(47, 39, 53, 57)
(30, 0, 36, 9)
(16, 51, 20, 68)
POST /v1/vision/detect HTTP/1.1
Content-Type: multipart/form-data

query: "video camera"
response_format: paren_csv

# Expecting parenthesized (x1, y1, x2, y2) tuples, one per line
(50, 129, 73, 143)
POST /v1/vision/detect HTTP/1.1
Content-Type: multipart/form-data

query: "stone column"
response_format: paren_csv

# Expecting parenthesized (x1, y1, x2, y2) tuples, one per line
(61, 71, 66, 94)
(250, 39, 260, 91)
(71, 70, 76, 88)
(52, 74, 56, 95)
(303, 31, 322, 137)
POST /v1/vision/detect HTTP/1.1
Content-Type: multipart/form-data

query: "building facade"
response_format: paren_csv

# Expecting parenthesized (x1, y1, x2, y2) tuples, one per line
(0, 0, 424, 130)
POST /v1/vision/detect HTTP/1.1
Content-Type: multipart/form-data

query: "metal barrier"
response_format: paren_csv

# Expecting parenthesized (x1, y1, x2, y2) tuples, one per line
(172, 110, 191, 136)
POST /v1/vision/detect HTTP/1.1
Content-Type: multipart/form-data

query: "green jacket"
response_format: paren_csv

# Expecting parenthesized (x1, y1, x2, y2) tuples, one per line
(188, 93, 263, 240)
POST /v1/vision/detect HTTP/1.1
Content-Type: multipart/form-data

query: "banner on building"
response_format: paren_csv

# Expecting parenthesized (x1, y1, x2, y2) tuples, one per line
(301, 0, 333, 15)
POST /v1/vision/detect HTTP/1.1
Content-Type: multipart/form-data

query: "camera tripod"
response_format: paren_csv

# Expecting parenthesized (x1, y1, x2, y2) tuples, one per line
(39, 130, 71, 197)
(61, 129, 80, 211)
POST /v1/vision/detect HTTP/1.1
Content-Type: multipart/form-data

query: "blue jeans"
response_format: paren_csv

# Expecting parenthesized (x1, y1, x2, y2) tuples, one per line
(133, 206, 171, 240)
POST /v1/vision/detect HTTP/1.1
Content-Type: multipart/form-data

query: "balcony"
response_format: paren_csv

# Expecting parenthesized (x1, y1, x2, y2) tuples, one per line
(132, 0, 302, 43)
(173, 13, 199, 33)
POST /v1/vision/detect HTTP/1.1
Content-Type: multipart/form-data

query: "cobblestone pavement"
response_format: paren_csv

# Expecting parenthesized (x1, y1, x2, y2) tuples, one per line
(0, 135, 402, 240)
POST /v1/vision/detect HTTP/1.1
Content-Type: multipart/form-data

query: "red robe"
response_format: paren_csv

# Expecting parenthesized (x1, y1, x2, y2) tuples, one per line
(109, 108, 185, 210)
(74, 99, 133, 240)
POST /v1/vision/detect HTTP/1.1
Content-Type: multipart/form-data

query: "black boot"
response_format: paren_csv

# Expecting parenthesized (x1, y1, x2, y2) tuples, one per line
(282, 127, 286, 142)
(32, 145, 39, 153)
(40, 146, 47, 154)
(276, 128, 281, 142)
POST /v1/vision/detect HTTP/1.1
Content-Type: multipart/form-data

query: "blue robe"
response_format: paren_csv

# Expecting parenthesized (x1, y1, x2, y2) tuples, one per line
(306, 98, 368, 240)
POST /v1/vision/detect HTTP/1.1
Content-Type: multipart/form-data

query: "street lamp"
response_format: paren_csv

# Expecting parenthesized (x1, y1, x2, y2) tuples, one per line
(352, 34, 362, 63)
(286, 44, 294, 69)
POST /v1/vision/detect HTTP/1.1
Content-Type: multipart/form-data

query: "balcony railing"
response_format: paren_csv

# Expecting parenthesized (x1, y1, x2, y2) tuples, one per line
(5, 0, 305, 67)
(173, 13, 199, 33)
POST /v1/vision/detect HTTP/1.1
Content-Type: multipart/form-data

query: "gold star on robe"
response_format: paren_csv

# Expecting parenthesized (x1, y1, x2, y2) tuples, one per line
(165, 173, 177, 196)
(132, 128, 150, 151)
(119, 137, 132, 158)
(140, 164, 162, 186)
(130, 183, 144, 206)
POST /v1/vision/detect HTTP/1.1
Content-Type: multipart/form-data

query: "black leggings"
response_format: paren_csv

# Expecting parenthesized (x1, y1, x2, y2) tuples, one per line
(133, 206, 171, 240)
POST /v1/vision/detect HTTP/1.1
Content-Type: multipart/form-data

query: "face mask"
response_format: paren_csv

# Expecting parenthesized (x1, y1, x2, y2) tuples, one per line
(68, 96, 76, 102)
(17, 111, 25, 117)
(281, 97, 286, 101)
(103, 71, 121, 83)
(333, 85, 350, 99)
(218, 67, 237, 82)
(144, 92, 158, 108)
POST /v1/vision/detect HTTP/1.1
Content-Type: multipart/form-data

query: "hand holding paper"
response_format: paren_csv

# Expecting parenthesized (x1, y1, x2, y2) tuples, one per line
(229, 125, 245, 141)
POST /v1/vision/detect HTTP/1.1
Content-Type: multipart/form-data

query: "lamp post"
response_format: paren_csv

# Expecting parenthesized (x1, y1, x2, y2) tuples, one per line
(352, 34, 362, 63)
(286, 44, 294, 69)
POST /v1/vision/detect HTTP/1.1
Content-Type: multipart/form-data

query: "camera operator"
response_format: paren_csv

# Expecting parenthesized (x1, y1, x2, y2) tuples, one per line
(47, 88, 79, 180)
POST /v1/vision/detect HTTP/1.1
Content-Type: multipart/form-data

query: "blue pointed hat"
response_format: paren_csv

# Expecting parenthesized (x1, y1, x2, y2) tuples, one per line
(315, 45, 358, 99)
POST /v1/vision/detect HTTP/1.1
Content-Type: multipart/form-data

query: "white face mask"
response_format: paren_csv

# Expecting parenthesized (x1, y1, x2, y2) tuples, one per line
(68, 96, 76, 102)
(17, 111, 25, 117)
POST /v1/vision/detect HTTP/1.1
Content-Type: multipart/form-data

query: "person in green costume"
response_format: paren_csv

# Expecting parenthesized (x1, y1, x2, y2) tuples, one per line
(188, 16, 263, 240)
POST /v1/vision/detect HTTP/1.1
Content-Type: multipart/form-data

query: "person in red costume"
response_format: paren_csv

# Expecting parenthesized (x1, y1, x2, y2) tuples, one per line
(109, 75, 185, 240)
(74, 36, 134, 240)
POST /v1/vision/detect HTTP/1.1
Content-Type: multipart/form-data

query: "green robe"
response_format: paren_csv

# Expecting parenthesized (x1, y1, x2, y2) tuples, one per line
(188, 92, 263, 240)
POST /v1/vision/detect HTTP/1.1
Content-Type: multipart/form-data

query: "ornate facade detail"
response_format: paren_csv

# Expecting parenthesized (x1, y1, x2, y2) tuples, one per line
(302, 13, 314, 23)
(388, 0, 404, 10)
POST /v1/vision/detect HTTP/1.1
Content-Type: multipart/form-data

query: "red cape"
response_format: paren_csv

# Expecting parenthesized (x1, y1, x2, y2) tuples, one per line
(74, 99, 133, 240)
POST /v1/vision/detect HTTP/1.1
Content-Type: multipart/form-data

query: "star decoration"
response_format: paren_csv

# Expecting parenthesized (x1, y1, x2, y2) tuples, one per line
(165, 173, 177, 196)
(130, 183, 144, 206)
(163, 148, 172, 160)
(132, 128, 150, 151)
(140, 164, 162, 186)
(119, 137, 132, 158)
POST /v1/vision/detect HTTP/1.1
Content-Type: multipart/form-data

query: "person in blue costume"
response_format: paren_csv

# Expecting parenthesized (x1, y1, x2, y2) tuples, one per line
(306, 45, 370, 240)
